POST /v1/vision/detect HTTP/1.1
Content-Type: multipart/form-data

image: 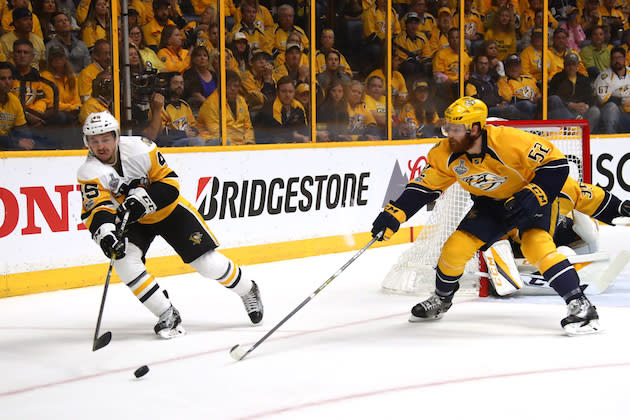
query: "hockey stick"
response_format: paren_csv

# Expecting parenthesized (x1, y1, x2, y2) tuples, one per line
(92, 211, 130, 351)
(229, 232, 383, 361)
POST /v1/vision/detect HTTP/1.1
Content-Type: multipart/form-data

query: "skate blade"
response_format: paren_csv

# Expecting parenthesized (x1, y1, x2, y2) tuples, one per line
(563, 320, 601, 336)
(157, 325, 187, 339)
(409, 313, 445, 322)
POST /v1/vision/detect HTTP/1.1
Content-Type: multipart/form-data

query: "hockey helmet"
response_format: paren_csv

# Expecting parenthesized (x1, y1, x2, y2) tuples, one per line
(82, 111, 120, 147)
(444, 96, 488, 132)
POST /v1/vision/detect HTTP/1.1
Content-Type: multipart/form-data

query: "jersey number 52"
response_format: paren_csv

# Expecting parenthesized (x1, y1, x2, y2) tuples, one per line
(527, 142, 551, 163)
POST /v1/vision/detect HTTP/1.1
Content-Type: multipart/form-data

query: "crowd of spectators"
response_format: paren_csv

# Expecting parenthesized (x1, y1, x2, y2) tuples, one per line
(3, 0, 630, 151)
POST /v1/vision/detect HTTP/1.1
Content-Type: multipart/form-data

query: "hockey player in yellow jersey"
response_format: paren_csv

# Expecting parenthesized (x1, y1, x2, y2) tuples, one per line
(371, 97, 600, 335)
(77, 111, 263, 339)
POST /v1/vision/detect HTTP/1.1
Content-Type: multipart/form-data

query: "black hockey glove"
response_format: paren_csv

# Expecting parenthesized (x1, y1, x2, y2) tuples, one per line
(93, 223, 126, 259)
(120, 187, 157, 223)
(504, 183, 548, 228)
(371, 201, 407, 240)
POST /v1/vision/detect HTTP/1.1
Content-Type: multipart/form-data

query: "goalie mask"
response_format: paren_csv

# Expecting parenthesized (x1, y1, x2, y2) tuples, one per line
(83, 111, 120, 148)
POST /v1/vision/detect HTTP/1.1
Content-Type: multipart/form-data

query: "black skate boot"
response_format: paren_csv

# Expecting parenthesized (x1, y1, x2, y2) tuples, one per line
(409, 293, 454, 322)
(561, 296, 600, 335)
(241, 281, 263, 324)
(154, 305, 186, 339)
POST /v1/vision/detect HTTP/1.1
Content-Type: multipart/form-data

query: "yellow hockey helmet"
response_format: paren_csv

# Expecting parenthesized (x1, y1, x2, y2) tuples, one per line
(444, 96, 488, 131)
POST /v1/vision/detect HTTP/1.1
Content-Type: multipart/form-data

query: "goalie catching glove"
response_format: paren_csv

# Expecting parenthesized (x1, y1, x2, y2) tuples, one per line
(505, 183, 548, 228)
(93, 223, 127, 259)
(120, 187, 157, 223)
(371, 201, 407, 240)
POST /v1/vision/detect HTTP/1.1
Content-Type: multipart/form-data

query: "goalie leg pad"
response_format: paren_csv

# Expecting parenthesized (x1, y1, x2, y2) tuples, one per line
(190, 250, 253, 296)
(482, 239, 523, 296)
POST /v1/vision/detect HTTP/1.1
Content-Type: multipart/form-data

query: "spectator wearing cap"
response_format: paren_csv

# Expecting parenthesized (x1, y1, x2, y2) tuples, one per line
(394, 11, 431, 81)
(315, 29, 352, 77)
(520, 11, 552, 50)
(0, 7, 45, 70)
(560, 7, 586, 51)
(520, 28, 545, 81)
(229, 2, 273, 55)
(253, 75, 309, 144)
(484, 6, 517, 61)
(272, 42, 308, 84)
(400, 0, 435, 40)
(497, 54, 540, 119)
(273, 31, 308, 69)
(427, 7, 452, 56)
(550, 52, 601, 131)
(592, 46, 630, 133)
(240, 48, 275, 111)
(580, 25, 611, 79)
(1, 0, 43, 39)
(157, 26, 191, 73)
(520, 0, 557, 37)
(549, 27, 588, 79)
(316, 50, 352, 93)
(142, 0, 178, 51)
(80, 0, 110, 49)
(268, 4, 309, 57)
(230, 31, 251, 74)
(233, 0, 274, 31)
(126, 7, 140, 28)
(295, 82, 311, 120)
(398, 80, 440, 139)
(599, 0, 629, 44)
(182, 46, 216, 113)
(452, 0, 485, 56)
(432, 27, 471, 112)
(46, 12, 91, 74)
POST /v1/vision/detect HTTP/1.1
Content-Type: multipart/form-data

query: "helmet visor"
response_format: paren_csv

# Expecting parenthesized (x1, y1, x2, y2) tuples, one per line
(441, 123, 467, 137)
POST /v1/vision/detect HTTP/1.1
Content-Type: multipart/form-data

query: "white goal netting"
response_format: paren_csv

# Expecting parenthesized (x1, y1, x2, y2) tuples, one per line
(382, 120, 590, 296)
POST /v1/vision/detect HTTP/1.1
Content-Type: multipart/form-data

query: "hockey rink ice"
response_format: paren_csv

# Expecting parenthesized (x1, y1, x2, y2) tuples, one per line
(2, 225, 630, 419)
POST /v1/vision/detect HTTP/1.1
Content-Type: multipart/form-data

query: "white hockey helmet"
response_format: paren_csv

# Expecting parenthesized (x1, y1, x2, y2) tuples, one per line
(82, 111, 120, 147)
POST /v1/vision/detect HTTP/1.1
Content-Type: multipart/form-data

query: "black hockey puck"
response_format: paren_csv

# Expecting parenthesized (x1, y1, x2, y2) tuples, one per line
(134, 365, 149, 378)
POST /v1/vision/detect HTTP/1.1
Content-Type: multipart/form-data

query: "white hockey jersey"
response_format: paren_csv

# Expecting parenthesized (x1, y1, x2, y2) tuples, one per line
(592, 66, 630, 108)
(77, 136, 181, 231)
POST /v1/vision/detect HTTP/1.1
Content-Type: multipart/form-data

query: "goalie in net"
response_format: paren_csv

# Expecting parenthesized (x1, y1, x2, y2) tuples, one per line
(371, 97, 600, 335)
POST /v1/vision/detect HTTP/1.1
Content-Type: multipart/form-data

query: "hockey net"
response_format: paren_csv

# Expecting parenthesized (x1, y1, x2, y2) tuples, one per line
(382, 120, 591, 296)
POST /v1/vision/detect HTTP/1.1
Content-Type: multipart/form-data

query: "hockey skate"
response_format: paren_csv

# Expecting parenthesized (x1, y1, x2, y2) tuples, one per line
(241, 281, 263, 324)
(561, 296, 601, 336)
(409, 293, 454, 322)
(154, 305, 186, 339)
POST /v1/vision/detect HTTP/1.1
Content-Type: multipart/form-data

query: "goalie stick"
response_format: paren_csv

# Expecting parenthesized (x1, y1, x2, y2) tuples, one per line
(92, 211, 130, 351)
(229, 232, 382, 361)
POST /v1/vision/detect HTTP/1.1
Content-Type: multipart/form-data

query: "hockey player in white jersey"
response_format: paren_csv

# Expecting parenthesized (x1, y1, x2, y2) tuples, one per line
(77, 111, 263, 338)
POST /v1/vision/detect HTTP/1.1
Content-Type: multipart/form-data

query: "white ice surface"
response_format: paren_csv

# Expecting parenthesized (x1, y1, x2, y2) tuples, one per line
(2, 226, 630, 419)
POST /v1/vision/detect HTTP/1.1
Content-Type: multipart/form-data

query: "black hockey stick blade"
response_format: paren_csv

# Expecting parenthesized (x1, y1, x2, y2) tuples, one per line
(92, 331, 112, 351)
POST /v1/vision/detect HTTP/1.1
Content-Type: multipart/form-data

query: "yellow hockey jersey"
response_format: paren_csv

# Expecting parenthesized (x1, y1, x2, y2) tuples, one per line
(407, 125, 568, 202)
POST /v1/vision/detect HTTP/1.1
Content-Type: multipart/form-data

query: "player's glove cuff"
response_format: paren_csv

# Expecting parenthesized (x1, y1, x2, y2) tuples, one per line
(371, 201, 407, 241)
(505, 183, 548, 228)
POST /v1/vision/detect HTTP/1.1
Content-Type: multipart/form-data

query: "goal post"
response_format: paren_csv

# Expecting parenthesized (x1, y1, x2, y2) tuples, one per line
(381, 120, 591, 297)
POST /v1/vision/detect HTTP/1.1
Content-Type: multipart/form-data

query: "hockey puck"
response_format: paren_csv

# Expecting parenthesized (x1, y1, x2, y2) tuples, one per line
(134, 365, 149, 378)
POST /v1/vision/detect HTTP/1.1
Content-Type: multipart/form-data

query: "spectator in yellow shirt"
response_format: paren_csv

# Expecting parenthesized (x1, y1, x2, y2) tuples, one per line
(452, 0, 485, 55)
(395, 12, 431, 81)
(142, 0, 177, 50)
(0, 8, 46, 70)
(157, 26, 191, 73)
(428, 7, 452, 56)
(78, 39, 111, 102)
(0, 61, 34, 150)
(315, 29, 352, 76)
(548, 27, 588, 79)
(229, 1, 273, 55)
(433, 27, 471, 112)
(400, 0, 435, 40)
(40, 45, 80, 126)
(233, 0, 274, 31)
(484, 6, 517, 61)
(363, 75, 387, 136)
(497, 54, 539, 119)
(268, 4, 309, 57)
(81, 0, 109, 49)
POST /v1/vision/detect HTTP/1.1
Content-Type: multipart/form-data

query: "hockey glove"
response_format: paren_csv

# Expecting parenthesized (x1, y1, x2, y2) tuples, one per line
(93, 223, 126, 259)
(371, 201, 407, 240)
(120, 187, 157, 223)
(504, 183, 548, 228)
(621, 200, 630, 217)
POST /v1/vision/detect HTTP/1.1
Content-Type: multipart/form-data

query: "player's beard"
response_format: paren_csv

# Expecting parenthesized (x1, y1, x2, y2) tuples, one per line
(448, 133, 477, 154)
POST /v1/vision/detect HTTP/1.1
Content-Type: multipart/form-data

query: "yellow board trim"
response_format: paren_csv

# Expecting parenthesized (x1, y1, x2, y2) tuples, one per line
(1, 228, 419, 298)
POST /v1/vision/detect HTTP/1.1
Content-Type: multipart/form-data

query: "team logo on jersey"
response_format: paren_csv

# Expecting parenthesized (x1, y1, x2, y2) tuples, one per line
(453, 159, 468, 176)
(460, 172, 507, 191)
(189, 232, 203, 245)
(107, 173, 120, 193)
